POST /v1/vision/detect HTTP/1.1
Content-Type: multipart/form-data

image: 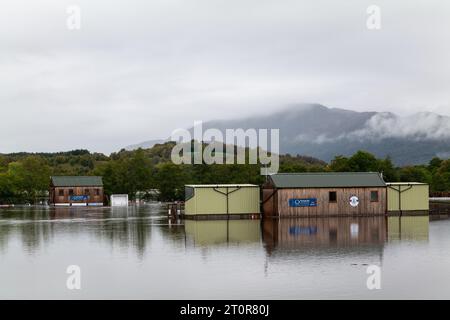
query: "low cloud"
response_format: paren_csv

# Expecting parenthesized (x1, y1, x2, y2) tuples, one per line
(1, 0, 450, 153)
(295, 112, 450, 144)
(349, 112, 450, 141)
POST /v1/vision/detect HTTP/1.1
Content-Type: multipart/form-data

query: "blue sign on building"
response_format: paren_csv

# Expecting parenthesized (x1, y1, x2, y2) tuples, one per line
(288, 198, 317, 207)
(289, 226, 318, 235)
(70, 195, 89, 201)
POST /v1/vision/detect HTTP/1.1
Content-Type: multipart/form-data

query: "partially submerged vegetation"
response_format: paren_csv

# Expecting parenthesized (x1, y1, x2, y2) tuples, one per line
(0, 142, 449, 203)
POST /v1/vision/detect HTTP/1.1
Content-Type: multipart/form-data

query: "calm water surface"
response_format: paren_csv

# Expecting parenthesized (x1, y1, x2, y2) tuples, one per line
(1, 204, 449, 299)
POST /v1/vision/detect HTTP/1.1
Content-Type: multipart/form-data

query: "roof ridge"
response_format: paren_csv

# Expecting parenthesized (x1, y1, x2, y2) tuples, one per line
(269, 172, 385, 188)
(51, 176, 103, 187)
(272, 172, 380, 175)
(51, 175, 101, 177)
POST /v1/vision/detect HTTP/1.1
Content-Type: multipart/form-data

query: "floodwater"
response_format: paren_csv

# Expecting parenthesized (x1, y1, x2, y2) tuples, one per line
(0, 204, 450, 299)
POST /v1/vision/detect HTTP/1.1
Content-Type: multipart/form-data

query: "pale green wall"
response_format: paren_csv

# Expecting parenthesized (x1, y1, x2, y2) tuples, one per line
(185, 192, 196, 215)
(228, 187, 260, 214)
(185, 186, 260, 215)
(387, 216, 429, 241)
(185, 220, 261, 244)
(387, 184, 429, 211)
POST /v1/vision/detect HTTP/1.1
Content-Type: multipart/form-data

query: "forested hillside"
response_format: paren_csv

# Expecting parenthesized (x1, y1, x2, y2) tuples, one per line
(0, 142, 449, 203)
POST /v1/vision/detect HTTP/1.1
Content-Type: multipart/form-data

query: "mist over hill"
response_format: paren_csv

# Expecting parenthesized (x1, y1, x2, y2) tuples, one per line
(127, 104, 450, 165)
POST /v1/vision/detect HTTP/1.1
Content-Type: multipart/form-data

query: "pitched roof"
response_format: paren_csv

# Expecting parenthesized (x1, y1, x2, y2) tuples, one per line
(386, 182, 428, 186)
(51, 176, 103, 187)
(185, 184, 258, 188)
(269, 172, 386, 188)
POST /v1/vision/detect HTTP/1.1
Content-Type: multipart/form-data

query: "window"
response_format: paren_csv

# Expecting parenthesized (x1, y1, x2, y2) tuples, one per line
(371, 190, 379, 202)
(84, 189, 90, 195)
(58, 189, 64, 197)
(329, 191, 337, 203)
(95, 189, 100, 196)
(69, 189, 74, 196)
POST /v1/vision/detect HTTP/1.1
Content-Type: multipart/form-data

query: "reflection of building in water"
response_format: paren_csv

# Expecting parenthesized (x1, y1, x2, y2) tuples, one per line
(184, 220, 261, 246)
(50, 205, 103, 219)
(387, 216, 429, 241)
(262, 217, 387, 254)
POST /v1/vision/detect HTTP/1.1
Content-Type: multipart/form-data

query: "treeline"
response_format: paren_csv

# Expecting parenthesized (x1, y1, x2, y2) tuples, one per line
(328, 152, 450, 192)
(0, 143, 449, 203)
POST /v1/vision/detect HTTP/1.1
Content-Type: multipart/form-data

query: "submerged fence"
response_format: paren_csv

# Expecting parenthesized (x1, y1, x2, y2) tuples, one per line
(430, 201, 450, 215)
(430, 192, 450, 198)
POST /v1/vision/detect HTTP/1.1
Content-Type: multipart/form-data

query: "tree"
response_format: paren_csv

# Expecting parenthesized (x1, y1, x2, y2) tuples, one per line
(399, 166, 431, 184)
(431, 172, 450, 192)
(347, 151, 379, 172)
(377, 157, 399, 182)
(154, 163, 189, 201)
(0, 173, 15, 204)
(437, 159, 450, 174)
(329, 155, 351, 172)
(7, 156, 50, 203)
(94, 149, 153, 200)
(431, 159, 450, 192)
(0, 156, 8, 173)
(429, 157, 443, 172)
(123, 149, 154, 199)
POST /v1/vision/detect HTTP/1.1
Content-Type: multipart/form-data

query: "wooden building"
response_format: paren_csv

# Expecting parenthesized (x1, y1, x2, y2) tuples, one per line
(262, 172, 387, 217)
(50, 176, 104, 206)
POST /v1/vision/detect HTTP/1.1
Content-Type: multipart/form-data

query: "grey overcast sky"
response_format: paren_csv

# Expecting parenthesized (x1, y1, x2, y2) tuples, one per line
(1, 0, 449, 154)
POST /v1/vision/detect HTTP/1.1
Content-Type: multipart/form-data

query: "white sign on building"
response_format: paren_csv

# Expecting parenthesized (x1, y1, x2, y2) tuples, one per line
(111, 194, 129, 207)
(349, 195, 359, 207)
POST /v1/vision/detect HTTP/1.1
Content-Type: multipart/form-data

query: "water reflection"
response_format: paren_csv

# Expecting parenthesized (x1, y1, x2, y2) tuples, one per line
(0, 205, 162, 259)
(184, 219, 261, 246)
(262, 217, 387, 255)
(0, 207, 54, 254)
(0, 206, 433, 256)
(0, 205, 444, 299)
(263, 216, 430, 249)
(387, 216, 429, 241)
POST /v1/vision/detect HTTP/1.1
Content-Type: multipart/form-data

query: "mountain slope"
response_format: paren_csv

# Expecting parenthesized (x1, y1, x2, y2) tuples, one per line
(125, 139, 166, 151)
(127, 104, 450, 165)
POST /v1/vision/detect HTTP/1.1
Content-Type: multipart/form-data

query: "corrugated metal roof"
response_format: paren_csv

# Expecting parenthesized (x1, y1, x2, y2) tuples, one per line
(269, 172, 386, 188)
(386, 182, 428, 186)
(185, 184, 258, 188)
(51, 176, 103, 187)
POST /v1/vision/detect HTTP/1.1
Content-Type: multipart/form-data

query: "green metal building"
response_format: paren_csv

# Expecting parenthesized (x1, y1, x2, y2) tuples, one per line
(387, 182, 429, 215)
(184, 184, 260, 218)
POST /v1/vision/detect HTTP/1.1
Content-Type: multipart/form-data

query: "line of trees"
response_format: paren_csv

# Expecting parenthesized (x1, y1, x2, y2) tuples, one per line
(328, 151, 450, 192)
(0, 143, 449, 204)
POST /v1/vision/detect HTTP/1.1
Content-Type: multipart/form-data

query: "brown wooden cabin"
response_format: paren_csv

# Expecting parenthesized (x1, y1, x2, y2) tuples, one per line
(50, 176, 104, 206)
(262, 172, 387, 217)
